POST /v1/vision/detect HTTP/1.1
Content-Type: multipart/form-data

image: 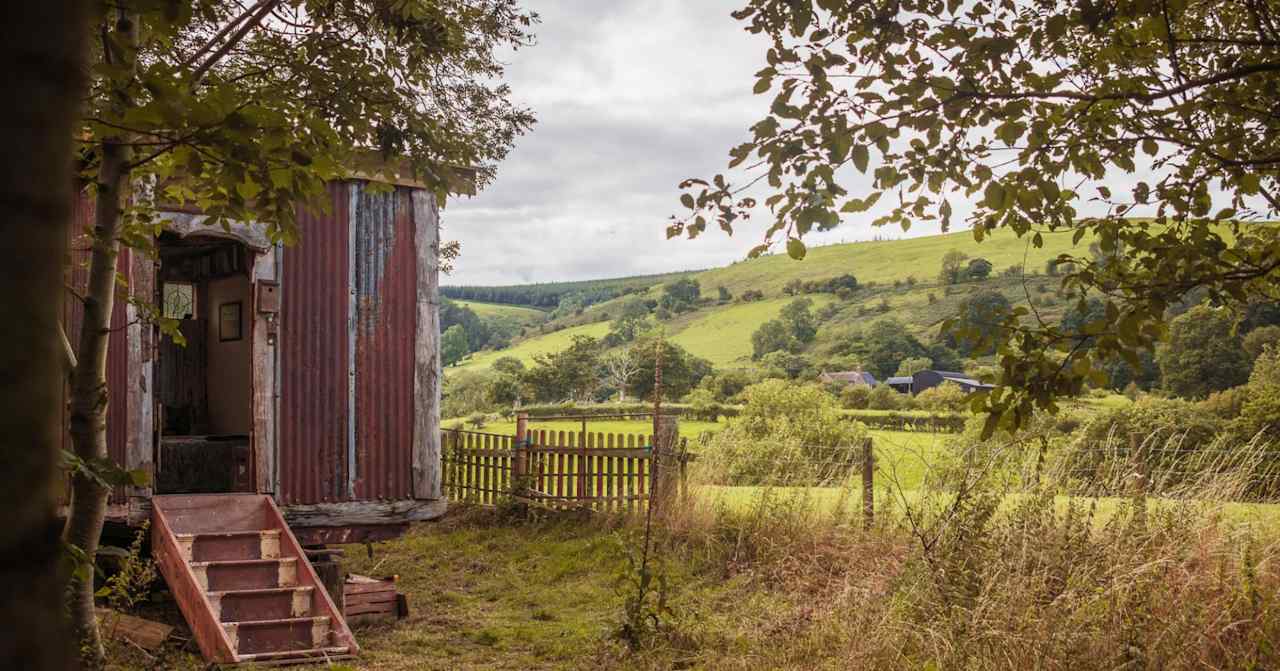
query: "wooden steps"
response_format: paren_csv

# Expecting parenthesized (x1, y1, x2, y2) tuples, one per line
(152, 494, 358, 665)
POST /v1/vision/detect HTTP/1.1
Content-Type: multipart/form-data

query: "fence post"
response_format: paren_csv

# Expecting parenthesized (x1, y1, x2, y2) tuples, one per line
(652, 414, 680, 516)
(862, 436, 874, 529)
(1129, 433, 1147, 528)
(513, 413, 529, 499)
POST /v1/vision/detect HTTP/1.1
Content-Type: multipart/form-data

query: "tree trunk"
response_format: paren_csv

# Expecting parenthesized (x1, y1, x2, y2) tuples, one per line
(0, 3, 93, 671)
(64, 11, 136, 668)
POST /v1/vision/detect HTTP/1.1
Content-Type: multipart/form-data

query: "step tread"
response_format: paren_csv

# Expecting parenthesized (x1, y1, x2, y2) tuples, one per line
(208, 585, 314, 598)
(226, 615, 330, 628)
(176, 529, 281, 540)
(234, 646, 352, 663)
(191, 557, 297, 568)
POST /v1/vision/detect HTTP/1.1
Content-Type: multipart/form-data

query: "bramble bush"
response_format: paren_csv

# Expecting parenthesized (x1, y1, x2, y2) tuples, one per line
(698, 380, 866, 485)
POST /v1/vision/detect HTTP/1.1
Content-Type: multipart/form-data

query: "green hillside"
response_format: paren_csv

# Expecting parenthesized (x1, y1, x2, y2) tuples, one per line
(449, 228, 1089, 373)
(454, 300, 546, 324)
(696, 228, 1079, 297)
(453, 320, 610, 371)
(669, 295, 835, 368)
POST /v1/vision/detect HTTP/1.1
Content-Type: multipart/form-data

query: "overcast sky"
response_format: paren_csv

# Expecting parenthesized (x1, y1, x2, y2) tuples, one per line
(443, 0, 945, 287)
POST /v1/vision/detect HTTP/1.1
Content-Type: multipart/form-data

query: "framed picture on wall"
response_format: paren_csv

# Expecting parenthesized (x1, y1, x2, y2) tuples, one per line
(218, 301, 243, 342)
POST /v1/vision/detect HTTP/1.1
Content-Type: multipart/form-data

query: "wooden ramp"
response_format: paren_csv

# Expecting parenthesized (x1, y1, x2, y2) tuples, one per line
(152, 494, 358, 665)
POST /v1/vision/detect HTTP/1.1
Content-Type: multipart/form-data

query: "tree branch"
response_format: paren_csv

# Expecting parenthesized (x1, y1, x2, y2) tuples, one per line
(189, 0, 281, 86)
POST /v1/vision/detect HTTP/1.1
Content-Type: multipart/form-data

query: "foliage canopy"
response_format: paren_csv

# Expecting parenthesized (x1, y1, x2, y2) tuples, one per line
(671, 0, 1280, 434)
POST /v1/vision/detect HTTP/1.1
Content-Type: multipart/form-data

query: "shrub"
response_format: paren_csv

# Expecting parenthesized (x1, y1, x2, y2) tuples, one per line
(1244, 325, 1280, 359)
(840, 384, 871, 409)
(1074, 396, 1221, 452)
(699, 380, 867, 485)
(915, 383, 968, 412)
(683, 388, 723, 422)
(867, 384, 903, 410)
(1198, 385, 1250, 419)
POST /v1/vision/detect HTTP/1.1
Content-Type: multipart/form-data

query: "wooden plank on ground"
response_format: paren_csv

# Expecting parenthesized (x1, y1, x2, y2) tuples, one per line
(97, 609, 174, 651)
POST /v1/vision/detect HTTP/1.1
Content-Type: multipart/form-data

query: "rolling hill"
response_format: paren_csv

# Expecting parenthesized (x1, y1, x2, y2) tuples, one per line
(449, 228, 1089, 372)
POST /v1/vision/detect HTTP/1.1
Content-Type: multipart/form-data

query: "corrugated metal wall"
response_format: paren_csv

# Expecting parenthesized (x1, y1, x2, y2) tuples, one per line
(352, 184, 417, 501)
(279, 183, 352, 504)
(64, 189, 132, 503)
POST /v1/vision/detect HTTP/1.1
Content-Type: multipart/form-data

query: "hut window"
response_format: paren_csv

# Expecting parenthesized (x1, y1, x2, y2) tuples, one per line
(163, 282, 197, 320)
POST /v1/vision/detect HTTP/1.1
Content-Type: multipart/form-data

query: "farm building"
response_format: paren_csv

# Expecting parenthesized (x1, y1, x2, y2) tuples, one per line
(65, 172, 462, 541)
(887, 370, 995, 395)
(818, 370, 878, 386)
(62, 171, 466, 663)
(886, 376, 913, 393)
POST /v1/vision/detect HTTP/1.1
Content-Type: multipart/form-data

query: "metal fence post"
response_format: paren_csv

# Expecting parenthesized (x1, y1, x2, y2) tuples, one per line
(862, 436, 875, 529)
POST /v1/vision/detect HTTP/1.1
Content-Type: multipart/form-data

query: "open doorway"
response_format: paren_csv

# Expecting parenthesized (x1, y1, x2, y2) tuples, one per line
(154, 233, 255, 494)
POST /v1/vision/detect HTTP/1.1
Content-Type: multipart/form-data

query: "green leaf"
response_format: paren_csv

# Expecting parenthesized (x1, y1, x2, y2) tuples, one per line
(680, 193, 695, 209)
(851, 145, 869, 173)
(786, 238, 807, 260)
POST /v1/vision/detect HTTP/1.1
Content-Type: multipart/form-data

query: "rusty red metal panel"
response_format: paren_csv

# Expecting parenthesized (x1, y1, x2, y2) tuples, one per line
(352, 184, 417, 501)
(63, 189, 132, 504)
(279, 183, 351, 504)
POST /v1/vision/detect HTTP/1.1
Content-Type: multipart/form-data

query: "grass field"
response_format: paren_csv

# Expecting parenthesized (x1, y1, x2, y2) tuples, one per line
(454, 300, 547, 324)
(453, 320, 611, 371)
(695, 228, 1086, 297)
(669, 295, 835, 368)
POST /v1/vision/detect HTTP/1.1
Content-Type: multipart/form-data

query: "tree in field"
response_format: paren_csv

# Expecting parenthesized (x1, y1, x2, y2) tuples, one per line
(717, 286, 733, 302)
(522, 336, 602, 403)
(965, 258, 993, 282)
(0, 3, 93, 669)
(441, 325, 470, 367)
(628, 337, 713, 401)
(1157, 305, 1251, 399)
(65, 1, 535, 660)
(779, 297, 817, 343)
(659, 278, 701, 313)
(849, 319, 931, 380)
(672, 0, 1280, 435)
(946, 291, 1013, 356)
(938, 251, 969, 286)
(895, 356, 931, 378)
(751, 318, 795, 359)
(603, 349, 640, 403)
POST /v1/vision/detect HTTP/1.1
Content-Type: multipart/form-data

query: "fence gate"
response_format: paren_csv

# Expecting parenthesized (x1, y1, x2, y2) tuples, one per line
(441, 414, 687, 513)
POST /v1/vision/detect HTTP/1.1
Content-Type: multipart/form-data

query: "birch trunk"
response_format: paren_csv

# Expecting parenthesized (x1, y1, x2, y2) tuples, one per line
(64, 11, 136, 667)
(0, 3, 93, 670)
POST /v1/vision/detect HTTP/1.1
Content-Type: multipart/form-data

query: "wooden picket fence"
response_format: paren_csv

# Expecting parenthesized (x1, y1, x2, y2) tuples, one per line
(442, 416, 689, 514)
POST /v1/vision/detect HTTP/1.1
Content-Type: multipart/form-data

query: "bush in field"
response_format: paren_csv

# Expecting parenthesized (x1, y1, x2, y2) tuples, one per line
(1074, 396, 1221, 453)
(1225, 346, 1280, 444)
(1244, 325, 1280, 360)
(1197, 386, 1250, 420)
(840, 384, 871, 409)
(760, 350, 809, 379)
(683, 388, 723, 422)
(866, 383, 903, 410)
(1061, 397, 1225, 490)
(699, 380, 866, 485)
(915, 383, 967, 413)
(698, 369, 760, 402)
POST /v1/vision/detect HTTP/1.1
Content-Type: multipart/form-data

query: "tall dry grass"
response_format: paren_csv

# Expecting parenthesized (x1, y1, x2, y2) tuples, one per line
(629, 422, 1280, 670)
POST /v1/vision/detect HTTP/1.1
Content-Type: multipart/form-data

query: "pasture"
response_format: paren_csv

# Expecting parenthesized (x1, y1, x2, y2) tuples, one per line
(453, 299, 547, 323)
(452, 320, 611, 371)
